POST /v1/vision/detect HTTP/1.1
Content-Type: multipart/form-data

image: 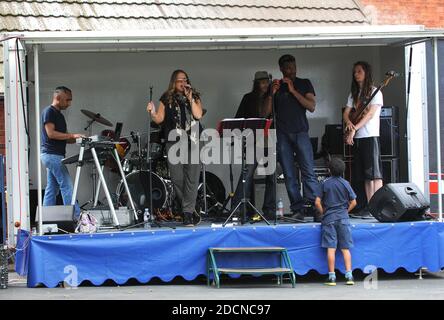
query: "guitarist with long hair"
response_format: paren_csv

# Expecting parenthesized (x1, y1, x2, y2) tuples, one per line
(343, 61, 384, 217)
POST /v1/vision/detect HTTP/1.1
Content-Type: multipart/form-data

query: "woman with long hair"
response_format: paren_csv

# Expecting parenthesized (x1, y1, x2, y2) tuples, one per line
(343, 61, 384, 216)
(147, 69, 203, 226)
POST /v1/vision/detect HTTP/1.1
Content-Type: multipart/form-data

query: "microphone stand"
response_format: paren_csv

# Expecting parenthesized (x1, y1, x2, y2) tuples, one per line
(270, 75, 279, 225)
(267, 79, 277, 225)
(144, 87, 176, 230)
(147, 86, 161, 228)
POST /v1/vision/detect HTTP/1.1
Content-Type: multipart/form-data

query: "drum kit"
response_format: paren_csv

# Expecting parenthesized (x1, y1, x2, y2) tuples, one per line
(69, 108, 227, 226)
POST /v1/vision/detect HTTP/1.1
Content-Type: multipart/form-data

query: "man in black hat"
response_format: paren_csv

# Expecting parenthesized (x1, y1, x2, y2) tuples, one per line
(231, 71, 275, 220)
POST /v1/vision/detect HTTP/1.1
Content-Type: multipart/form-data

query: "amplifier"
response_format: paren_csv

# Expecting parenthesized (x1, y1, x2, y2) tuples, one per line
(254, 165, 330, 214)
(344, 106, 399, 158)
(255, 178, 290, 215)
(85, 208, 135, 227)
(35, 205, 75, 233)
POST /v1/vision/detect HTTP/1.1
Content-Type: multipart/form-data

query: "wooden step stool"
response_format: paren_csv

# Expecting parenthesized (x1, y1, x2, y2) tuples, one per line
(207, 247, 296, 288)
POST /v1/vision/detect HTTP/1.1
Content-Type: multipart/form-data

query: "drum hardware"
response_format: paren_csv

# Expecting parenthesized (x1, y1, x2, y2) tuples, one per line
(116, 171, 178, 230)
(147, 86, 155, 227)
(81, 109, 113, 129)
(195, 171, 226, 221)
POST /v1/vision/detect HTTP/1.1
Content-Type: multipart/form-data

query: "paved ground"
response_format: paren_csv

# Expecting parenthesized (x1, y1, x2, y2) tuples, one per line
(1, 269, 444, 300)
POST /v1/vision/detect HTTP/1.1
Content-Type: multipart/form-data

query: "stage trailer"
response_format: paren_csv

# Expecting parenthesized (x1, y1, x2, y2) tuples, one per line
(2, 26, 443, 244)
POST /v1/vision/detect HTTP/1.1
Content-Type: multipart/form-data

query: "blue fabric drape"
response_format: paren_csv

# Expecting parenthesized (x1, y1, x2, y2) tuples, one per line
(15, 222, 444, 288)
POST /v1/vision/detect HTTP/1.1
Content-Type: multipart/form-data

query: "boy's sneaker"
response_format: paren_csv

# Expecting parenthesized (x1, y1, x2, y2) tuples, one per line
(345, 274, 355, 285)
(324, 276, 336, 286)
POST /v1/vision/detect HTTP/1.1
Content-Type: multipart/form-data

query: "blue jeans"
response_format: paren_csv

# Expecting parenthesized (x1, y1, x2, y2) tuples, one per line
(41, 153, 80, 219)
(277, 130, 319, 212)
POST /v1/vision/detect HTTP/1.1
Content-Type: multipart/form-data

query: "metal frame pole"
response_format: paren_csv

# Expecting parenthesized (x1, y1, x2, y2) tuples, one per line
(93, 165, 104, 207)
(91, 148, 120, 226)
(71, 143, 85, 205)
(433, 37, 442, 222)
(34, 45, 43, 236)
(112, 148, 138, 220)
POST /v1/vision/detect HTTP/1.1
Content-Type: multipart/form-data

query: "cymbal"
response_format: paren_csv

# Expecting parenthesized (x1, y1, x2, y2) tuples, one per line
(81, 109, 113, 127)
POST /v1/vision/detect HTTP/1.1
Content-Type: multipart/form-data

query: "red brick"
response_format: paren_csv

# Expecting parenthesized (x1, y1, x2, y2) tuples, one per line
(361, 0, 444, 28)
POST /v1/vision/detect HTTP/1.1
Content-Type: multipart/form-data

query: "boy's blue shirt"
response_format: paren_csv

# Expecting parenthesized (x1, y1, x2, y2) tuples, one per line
(316, 176, 357, 225)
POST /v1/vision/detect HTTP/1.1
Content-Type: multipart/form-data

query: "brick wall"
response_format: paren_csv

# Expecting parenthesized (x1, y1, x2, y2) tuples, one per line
(361, 0, 444, 28)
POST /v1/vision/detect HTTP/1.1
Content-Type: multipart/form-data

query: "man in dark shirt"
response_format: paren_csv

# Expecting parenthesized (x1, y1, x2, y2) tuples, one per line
(41, 86, 84, 220)
(231, 71, 275, 220)
(272, 54, 320, 221)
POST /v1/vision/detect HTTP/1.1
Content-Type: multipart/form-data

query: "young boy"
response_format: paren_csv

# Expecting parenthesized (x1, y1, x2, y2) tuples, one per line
(315, 158, 357, 286)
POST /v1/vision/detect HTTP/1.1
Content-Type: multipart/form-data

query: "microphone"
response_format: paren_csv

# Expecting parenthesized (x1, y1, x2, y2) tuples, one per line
(386, 70, 401, 77)
(184, 84, 193, 94)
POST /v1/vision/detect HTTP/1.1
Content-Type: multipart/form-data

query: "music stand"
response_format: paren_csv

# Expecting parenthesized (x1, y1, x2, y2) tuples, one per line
(219, 118, 272, 226)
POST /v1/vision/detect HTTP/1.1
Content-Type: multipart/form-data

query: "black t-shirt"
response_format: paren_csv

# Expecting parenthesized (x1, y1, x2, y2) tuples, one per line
(159, 92, 202, 141)
(235, 92, 269, 119)
(274, 77, 315, 133)
(41, 105, 67, 156)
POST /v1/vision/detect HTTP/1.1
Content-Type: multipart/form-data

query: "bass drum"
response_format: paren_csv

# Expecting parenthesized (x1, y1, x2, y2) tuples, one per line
(117, 170, 169, 213)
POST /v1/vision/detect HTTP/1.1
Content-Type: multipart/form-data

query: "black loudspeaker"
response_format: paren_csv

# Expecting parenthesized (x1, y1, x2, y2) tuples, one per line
(324, 124, 344, 155)
(29, 189, 63, 227)
(368, 183, 429, 222)
(382, 158, 399, 184)
(35, 205, 75, 233)
(380, 106, 399, 158)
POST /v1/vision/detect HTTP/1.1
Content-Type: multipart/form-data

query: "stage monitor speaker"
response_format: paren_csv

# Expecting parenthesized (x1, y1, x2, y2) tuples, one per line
(368, 183, 429, 222)
(35, 205, 75, 233)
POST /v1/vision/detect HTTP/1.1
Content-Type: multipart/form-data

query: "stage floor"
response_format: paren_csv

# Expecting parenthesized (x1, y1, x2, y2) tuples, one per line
(15, 218, 444, 288)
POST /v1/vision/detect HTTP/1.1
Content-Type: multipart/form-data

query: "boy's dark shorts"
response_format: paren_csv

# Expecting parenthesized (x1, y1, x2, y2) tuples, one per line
(321, 219, 354, 249)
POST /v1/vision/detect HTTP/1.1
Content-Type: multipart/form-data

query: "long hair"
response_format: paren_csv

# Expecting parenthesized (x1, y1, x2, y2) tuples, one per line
(163, 69, 201, 105)
(251, 79, 265, 95)
(351, 61, 373, 107)
(249, 79, 269, 117)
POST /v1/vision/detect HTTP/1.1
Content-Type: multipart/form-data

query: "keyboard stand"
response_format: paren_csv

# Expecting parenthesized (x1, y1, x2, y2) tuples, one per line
(71, 137, 134, 228)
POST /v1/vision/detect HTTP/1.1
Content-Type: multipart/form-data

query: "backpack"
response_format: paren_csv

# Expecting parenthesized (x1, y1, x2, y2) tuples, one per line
(75, 212, 98, 233)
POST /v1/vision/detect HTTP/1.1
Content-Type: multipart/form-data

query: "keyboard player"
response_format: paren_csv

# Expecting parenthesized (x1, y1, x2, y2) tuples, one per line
(40, 86, 85, 221)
